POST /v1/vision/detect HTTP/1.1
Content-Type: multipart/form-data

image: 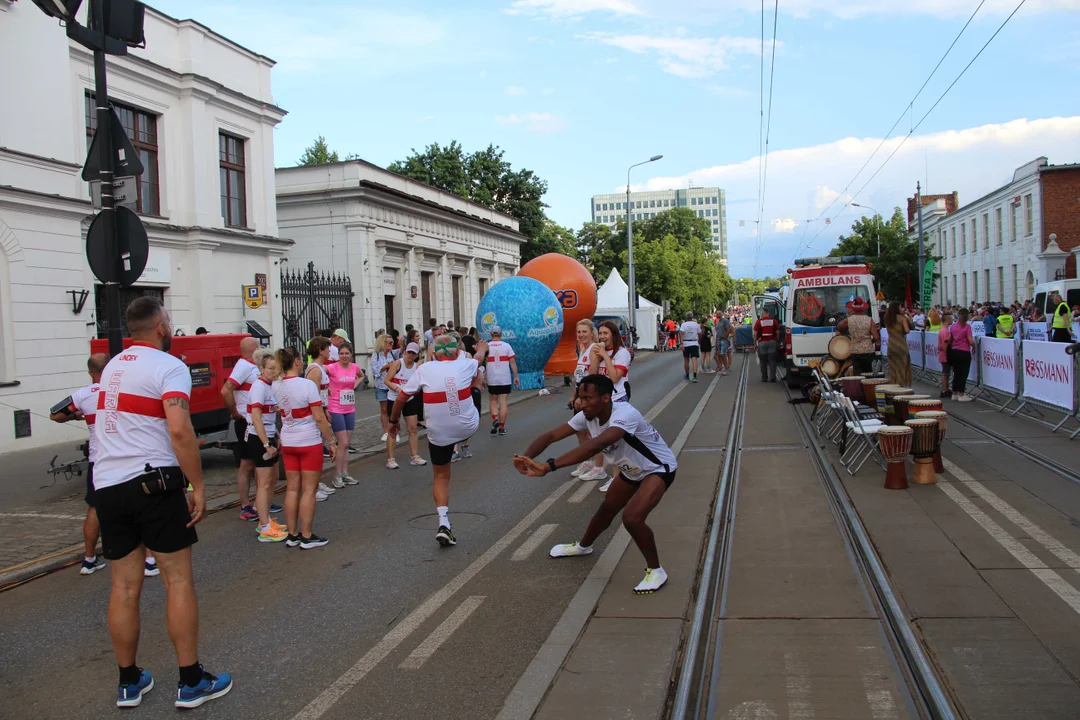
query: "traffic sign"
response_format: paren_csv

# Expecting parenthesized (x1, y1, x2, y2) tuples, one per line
(243, 285, 264, 309)
(85, 206, 148, 286)
(82, 105, 144, 182)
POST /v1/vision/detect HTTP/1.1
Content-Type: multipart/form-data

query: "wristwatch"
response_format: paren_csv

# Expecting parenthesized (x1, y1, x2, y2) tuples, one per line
(546, 458, 558, 473)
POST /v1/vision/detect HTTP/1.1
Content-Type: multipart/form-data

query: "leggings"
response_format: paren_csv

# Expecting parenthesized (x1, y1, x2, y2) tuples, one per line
(948, 348, 972, 394)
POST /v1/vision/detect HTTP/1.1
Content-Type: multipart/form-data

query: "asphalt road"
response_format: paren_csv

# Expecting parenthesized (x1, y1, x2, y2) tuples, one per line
(0, 351, 714, 719)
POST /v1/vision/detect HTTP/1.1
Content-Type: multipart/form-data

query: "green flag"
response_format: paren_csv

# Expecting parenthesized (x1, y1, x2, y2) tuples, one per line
(921, 258, 935, 311)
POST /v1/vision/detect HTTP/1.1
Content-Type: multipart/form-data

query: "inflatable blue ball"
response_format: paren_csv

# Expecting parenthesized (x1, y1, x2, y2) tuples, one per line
(476, 276, 563, 390)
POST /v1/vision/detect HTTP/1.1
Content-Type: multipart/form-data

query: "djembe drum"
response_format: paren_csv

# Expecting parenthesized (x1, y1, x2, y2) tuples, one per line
(907, 398, 943, 416)
(819, 355, 841, 377)
(839, 376, 864, 401)
(874, 384, 899, 414)
(915, 410, 948, 473)
(877, 425, 912, 490)
(894, 394, 931, 424)
(883, 386, 914, 425)
(905, 418, 940, 485)
(862, 378, 889, 407)
(828, 334, 852, 363)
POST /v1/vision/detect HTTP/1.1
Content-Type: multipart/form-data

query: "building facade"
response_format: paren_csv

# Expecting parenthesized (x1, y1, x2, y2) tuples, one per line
(0, 2, 288, 451)
(591, 187, 728, 263)
(915, 158, 1080, 307)
(276, 161, 525, 357)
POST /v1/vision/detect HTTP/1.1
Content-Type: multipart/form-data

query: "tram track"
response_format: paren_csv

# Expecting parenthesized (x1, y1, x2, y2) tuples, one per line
(944, 411, 1080, 487)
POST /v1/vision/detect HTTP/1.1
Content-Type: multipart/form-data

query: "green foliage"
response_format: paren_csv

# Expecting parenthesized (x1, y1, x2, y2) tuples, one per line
(298, 136, 339, 166)
(827, 208, 939, 301)
(732, 276, 784, 305)
(387, 141, 550, 263)
(531, 220, 579, 260)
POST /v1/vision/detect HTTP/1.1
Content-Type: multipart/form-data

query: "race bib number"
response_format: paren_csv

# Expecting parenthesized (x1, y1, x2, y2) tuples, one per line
(573, 365, 586, 382)
(320, 389, 329, 406)
(338, 389, 355, 406)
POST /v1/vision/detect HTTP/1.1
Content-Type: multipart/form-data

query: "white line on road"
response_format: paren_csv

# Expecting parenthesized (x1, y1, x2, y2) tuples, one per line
(0, 512, 83, 521)
(511, 524, 558, 561)
(942, 458, 1080, 569)
(399, 596, 486, 669)
(291, 479, 574, 720)
(567, 481, 599, 504)
(784, 652, 815, 719)
(855, 646, 899, 720)
(644, 376, 688, 423)
(937, 480, 1080, 616)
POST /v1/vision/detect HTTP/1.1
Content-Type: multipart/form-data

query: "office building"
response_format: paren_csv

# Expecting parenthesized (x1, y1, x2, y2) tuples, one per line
(591, 187, 728, 263)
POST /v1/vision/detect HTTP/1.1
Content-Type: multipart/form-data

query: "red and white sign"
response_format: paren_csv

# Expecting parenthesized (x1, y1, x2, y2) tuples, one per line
(793, 274, 866, 288)
(980, 336, 1017, 394)
(1021, 340, 1074, 411)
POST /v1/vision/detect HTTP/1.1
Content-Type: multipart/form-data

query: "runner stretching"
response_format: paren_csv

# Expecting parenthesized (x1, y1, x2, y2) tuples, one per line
(514, 374, 677, 594)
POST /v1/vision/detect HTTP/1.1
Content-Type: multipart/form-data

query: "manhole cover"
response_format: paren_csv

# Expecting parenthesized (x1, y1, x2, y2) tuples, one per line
(408, 512, 488, 530)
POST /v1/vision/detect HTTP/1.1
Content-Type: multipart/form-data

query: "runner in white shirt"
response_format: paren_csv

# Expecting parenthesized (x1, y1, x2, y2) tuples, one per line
(388, 334, 482, 547)
(221, 337, 261, 520)
(49, 352, 110, 576)
(679, 311, 702, 383)
(245, 352, 290, 543)
(568, 320, 606, 482)
(91, 296, 231, 709)
(384, 342, 428, 469)
(516, 373, 677, 594)
(484, 326, 519, 436)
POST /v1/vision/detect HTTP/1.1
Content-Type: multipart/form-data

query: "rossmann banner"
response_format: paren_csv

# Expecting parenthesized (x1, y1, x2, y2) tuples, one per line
(980, 336, 1017, 394)
(924, 332, 942, 372)
(1021, 340, 1074, 411)
(907, 332, 923, 368)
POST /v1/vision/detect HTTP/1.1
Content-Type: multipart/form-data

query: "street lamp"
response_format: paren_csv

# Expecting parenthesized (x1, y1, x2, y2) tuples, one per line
(626, 154, 662, 340)
(851, 203, 881, 256)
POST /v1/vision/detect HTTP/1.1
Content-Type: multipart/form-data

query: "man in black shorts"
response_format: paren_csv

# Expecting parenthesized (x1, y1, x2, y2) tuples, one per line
(514, 374, 678, 594)
(679, 311, 702, 383)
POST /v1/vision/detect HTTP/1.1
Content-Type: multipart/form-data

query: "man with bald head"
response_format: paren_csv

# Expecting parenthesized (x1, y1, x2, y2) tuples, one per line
(51, 352, 110, 575)
(222, 336, 263, 520)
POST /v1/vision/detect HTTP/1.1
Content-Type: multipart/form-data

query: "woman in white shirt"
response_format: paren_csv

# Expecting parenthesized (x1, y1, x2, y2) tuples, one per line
(247, 352, 287, 542)
(370, 334, 399, 443)
(591, 321, 632, 403)
(569, 320, 607, 482)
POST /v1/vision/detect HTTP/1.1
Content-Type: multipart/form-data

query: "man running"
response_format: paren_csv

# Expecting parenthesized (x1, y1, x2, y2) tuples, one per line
(388, 334, 482, 547)
(50, 352, 110, 575)
(485, 325, 519, 436)
(514, 374, 677, 594)
(680, 311, 702, 382)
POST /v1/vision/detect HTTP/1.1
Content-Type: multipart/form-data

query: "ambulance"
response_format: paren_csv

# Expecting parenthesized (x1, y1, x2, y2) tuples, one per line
(755, 256, 880, 386)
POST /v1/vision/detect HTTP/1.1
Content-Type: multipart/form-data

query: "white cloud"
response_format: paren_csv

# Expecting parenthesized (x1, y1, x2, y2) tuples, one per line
(507, 85, 527, 95)
(540, 87, 557, 95)
(495, 112, 568, 133)
(629, 116, 1080, 276)
(506, 0, 643, 17)
(585, 33, 774, 78)
(772, 218, 799, 233)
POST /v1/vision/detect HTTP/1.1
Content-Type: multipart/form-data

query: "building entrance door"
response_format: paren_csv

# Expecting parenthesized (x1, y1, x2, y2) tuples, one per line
(385, 295, 395, 333)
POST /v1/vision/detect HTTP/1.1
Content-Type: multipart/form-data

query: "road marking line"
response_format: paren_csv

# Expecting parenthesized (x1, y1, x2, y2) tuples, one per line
(291, 480, 573, 719)
(511, 524, 558, 561)
(784, 651, 815, 719)
(567, 482, 598, 504)
(399, 596, 485, 669)
(942, 458, 1080, 569)
(0, 512, 83, 521)
(856, 646, 899, 720)
(644, 378, 687, 423)
(937, 480, 1080, 616)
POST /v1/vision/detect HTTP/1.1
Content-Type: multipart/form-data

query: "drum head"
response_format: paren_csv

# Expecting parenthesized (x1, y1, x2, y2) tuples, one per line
(877, 425, 913, 436)
(828, 334, 852, 360)
(820, 355, 840, 377)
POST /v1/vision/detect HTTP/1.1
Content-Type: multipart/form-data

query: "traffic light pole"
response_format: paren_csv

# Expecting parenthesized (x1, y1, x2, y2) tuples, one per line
(90, 0, 124, 358)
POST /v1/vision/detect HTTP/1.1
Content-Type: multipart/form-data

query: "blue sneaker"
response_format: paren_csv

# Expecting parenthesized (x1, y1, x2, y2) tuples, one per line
(269, 503, 283, 514)
(117, 669, 154, 708)
(175, 669, 233, 709)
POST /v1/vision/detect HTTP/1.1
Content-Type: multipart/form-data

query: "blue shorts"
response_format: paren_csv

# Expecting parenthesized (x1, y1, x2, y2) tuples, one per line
(330, 411, 355, 433)
(375, 388, 388, 402)
(719, 340, 731, 354)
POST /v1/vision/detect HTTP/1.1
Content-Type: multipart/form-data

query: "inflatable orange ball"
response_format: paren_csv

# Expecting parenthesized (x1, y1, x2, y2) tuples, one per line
(518, 253, 598, 376)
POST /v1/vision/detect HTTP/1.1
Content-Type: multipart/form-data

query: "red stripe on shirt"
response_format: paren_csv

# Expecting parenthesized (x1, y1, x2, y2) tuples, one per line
(487, 356, 512, 362)
(422, 388, 474, 404)
(162, 392, 189, 402)
(288, 407, 313, 419)
(86, 416, 96, 425)
(97, 392, 167, 418)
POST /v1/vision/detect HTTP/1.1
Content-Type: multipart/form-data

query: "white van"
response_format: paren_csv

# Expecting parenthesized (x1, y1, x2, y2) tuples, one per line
(1032, 280, 1080, 319)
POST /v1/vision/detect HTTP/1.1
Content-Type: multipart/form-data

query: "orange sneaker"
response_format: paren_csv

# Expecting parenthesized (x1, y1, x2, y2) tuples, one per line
(257, 525, 288, 543)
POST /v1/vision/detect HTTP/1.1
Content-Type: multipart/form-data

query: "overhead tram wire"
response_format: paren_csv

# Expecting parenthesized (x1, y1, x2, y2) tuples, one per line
(797, 0, 1027, 256)
(754, 0, 779, 276)
(791, 0, 988, 260)
(754, 0, 765, 252)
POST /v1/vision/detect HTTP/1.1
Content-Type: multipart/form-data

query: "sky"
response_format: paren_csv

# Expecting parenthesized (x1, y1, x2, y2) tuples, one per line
(150, 0, 1080, 278)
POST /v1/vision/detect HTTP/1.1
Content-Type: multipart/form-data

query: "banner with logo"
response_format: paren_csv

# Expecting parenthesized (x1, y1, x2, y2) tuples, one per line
(1021, 340, 1075, 411)
(1022, 322, 1048, 341)
(980, 336, 1018, 395)
(924, 332, 942, 372)
(907, 332, 923, 369)
(880, 329, 889, 356)
(921, 259, 934, 311)
(971, 322, 986, 338)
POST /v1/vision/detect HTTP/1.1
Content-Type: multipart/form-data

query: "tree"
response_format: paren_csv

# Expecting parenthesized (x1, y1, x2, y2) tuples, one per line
(298, 136, 339, 166)
(733, 276, 784, 305)
(387, 141, 470, 198)
(531, 220, 579, 260)
(827, 208, 939, 302)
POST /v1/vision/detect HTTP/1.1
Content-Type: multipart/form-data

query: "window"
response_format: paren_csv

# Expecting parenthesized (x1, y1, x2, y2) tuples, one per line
(961, 223, 966, 254)
(616, 202, 621, 210)
(664, 199, 669, 207)
(595, 204, 601, 211)
(951, 227, 956, 256)
(972, 272, 978, 301)
(984, 270, 990, 301)
(941, 230, 947, 259)
(712, 196, 717, 204)
(1024, 194, 1033, 236)
(85, 94, 159, 215)
(219, 133, 247, 228)
(971, 220, 977, 253)
(983, 213, 989, 249)
(995, 207, 1003, 244)
(603, 203, 609, 211)
(1011, 201, 1019, 241)
(1012, 265, 1018, 303)
(647, 200, 653, 208)
(636, 201, 642, 209)
(792, 285, 870, 327)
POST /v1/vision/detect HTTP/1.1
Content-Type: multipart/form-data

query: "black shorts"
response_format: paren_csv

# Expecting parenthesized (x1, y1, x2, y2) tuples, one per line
(388, 396, 424, 419)
(683, 346, 700, 359)
(95, 479, 198, 560)
(701, 341, 713, 353)
(241, 433, 279, 468)
(622, 469, 677, 489)
(488, 384, 512, 396)
(232, 418, 248, 465)
(85, 462, 96, 507)
(471, 388, 482, 414)
(429, 441, 457, 466)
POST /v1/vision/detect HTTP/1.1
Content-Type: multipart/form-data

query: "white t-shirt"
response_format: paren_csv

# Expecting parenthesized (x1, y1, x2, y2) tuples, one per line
(273, 376, 324, 447)
(574, 348, 591, 385)
(401, 357, 480, 446)
(485, 340, 516, 386)
(328, 343, 339, 362)
(226, 357, 259, 414)
(597, 346, 632, 401)
(680, 321, 701, 347)
(246, 377, 278, 439)
(568, 402, 677, 483)
(387, 360, 418, 402)
(94, 343, 191, 489)
(70, 382, 100, 463)
(312, 362, 330, 407)
(912, 313, 926, 330)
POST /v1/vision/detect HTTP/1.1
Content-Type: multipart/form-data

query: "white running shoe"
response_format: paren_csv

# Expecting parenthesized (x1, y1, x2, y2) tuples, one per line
(957, 394, 973, 403)
(386, 458, 399, 470)
(598, 477, 614, 493)
(331, 476, 346, 489)
(380, 433, 388, 442)
(634, 567, 668, 594)
(315, 489, 329, 502)
(397, 434, 403, 443)
(570, 462, 591, 478)
(549, 542, 594, 558)
(318, 482, 336, 495)
(341, 474, 360, 485)
(581, 466, 607, 481)
(409, 456, 428, 466)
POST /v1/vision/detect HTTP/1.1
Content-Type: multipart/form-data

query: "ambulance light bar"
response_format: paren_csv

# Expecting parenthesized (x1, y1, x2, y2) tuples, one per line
(793, 255, 867, 267)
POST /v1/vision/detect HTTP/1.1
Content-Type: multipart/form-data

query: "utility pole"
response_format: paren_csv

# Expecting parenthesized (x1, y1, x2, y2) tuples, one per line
(916, 181, 926, 309)
(625, 155, 662, 343)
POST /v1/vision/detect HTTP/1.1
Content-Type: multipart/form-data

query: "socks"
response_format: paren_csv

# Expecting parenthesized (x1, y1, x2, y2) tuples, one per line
(437, 505, 450, 528)
(85, 555, 96, 563)
(260, 523, 271, 533)
(119, 664, 141, 686)
(179, 662, 203, 688)
(145, 557, 156, 567)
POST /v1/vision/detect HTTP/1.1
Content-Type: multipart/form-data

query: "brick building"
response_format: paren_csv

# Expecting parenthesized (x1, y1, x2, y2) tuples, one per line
(907, 191, 959, 232)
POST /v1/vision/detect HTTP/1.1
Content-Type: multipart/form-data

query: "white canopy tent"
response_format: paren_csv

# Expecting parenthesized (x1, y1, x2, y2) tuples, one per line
(595, 268, 662, 350)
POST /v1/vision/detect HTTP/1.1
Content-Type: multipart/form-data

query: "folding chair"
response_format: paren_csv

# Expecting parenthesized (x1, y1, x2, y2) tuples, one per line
(837, 396, 886, 474)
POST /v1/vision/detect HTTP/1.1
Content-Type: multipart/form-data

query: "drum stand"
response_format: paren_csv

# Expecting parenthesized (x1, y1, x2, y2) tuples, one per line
(885, 459, 909, 490)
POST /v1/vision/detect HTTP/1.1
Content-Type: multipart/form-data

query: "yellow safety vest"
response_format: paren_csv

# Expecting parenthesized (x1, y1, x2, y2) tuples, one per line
(929, 322, 942, 331)
(1052, 302, 1071, 330)
(996, 314, 1014, 338)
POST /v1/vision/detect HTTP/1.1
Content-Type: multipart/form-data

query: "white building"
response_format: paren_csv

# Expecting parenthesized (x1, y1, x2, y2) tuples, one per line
(0, 2, 288, 451)
(591, 187, 728, 262)
(276, 161, 525, 356)
(917, 157, 1080, 307)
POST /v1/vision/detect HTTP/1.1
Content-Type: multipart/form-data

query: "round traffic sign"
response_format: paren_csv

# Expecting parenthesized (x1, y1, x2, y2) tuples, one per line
(85, 206, 149, 286)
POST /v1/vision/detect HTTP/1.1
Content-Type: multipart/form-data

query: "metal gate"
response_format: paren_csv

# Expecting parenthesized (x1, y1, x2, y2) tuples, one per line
(280, 261, 355, 354)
